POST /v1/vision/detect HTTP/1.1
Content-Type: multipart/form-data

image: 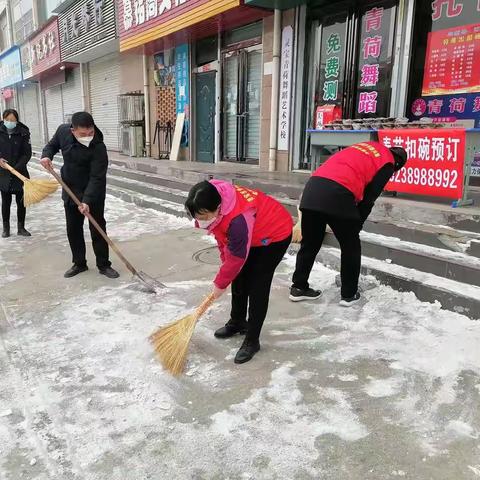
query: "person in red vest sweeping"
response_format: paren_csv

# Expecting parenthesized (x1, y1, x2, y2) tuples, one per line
(185, 179, 293, 364)
(290, 141, 407, 306)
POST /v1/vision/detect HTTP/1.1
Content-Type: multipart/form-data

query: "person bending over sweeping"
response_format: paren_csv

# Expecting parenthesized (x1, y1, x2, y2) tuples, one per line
(185, 180, 293, 364)
(290, 141, 407, 306)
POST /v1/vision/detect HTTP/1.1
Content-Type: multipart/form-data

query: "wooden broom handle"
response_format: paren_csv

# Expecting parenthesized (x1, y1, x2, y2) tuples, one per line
(2, 162, 28, 182)
(48, 167, 139, 277)
(196, 294, 215, 317)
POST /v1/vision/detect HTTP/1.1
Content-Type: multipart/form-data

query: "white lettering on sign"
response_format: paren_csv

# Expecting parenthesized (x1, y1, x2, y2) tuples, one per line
(31, 31, 57, 65)
(277, 25, 293, 151)
(61, 0, 105, 42)
(124, 0, 189, 30)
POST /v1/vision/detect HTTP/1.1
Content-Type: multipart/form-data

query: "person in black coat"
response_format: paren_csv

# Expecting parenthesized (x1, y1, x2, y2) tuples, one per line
(40, 111, 119, 279)
(0, 109, 32, 238)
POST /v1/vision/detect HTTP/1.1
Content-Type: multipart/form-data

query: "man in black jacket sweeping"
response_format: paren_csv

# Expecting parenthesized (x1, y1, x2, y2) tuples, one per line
(40, 112, 119, 279)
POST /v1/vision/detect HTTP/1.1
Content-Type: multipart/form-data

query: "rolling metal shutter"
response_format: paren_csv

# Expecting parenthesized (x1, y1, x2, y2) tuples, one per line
(44, 85, 63, 140)
(61, 68, 83, 120)
(89, 53, 120, 151)
(17, 84, 42, 148)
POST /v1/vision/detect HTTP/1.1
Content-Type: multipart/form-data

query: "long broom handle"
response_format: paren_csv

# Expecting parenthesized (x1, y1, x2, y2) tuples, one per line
(2, 162, 28, 182)
(47, 167, 140, 277)
(195, 293, 215, 318)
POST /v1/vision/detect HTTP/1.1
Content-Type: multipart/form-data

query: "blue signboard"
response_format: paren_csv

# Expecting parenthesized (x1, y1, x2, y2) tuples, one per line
(0, 47, 22, 89)
(410, 93, 480, 128)
(175, 44, 189, 146)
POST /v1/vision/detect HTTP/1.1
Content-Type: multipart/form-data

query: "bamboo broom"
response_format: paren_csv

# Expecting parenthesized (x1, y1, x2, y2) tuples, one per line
(1, 162, 58, 206)
(149, 294, 215, 376)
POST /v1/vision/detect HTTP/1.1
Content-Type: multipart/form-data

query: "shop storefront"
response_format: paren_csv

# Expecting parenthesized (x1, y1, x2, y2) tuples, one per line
(58, 0, 120, 150)
(0, 47, 23, 118)
(303, 0, 479, 206)
(118, 0, 269, 163)
(407, 0, 480, 182)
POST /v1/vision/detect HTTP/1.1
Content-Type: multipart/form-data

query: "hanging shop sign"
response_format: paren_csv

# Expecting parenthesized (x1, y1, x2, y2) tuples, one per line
(119, 0, 240, 52)
(422, 23, 480, 96)
(175, 43, 189, 146)
(378, 128, 466, 199)
(22, 19, 61, 79)
(277, 25, 293, 151)
(0, 48, 22, 89)
(355, 5, 396, 117)
(59, 0, 117, 60)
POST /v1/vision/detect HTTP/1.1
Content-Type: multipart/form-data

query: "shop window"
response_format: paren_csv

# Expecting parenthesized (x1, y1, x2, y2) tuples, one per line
(407, 0, 480, 128)
(195, 36, 218, 67)
(313, 0, 397, 120)
(223, 22, 263, 49)
(12, 0, 34, 43)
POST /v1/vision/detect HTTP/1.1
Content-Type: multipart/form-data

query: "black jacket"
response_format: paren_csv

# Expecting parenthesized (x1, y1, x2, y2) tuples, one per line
(42, 124, 108, 206)
(300, 163, 394, 223)
(0, 121, 31, 194)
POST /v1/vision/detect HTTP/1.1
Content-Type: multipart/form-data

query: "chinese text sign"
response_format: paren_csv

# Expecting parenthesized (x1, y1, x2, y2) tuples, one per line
(378, 129, 466, 199)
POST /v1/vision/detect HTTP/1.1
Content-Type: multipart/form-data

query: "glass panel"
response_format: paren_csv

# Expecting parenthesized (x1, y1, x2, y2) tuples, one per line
(245, 50, 262, 160)
(317, 13, 348, 110)
(355, 2, 397, 118)
(223, 55, 239, 159)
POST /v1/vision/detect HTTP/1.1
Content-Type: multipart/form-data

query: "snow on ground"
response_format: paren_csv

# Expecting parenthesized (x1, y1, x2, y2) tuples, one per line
(0, 194, 479, 479)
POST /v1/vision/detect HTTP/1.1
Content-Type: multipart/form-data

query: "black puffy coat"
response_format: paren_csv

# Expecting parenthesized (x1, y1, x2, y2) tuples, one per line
(41, 124, 108, 206)
(0, 121, 31, 194)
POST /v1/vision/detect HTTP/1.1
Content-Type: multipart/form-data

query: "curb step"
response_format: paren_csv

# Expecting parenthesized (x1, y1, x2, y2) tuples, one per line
(290, 244, 480, 320)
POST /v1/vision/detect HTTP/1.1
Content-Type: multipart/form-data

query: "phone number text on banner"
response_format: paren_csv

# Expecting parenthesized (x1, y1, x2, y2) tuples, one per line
(377, 129, 466, 199)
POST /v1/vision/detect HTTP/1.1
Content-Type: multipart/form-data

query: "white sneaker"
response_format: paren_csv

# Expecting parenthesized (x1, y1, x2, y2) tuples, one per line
(339, 292, 361, 307)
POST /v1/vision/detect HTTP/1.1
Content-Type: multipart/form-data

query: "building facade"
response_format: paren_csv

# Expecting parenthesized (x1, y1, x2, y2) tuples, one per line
(0, 0, 476, 176)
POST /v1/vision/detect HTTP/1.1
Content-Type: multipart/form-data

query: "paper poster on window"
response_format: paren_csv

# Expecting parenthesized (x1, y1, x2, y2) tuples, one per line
(422, 23, 480, 96)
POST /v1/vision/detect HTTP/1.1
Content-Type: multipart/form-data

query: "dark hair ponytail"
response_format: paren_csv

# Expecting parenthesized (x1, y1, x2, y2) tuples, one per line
(185, 181, 221, 218)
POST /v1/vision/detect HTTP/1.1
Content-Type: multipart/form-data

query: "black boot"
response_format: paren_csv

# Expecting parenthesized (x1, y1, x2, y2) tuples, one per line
(64, 264, 88, 278)
(2, 222, 10, 238)
(234, 338, 260, 364)
(99, 266, 120, 279)
(214, 319, 248, 339)
(17, 222, 31, 236)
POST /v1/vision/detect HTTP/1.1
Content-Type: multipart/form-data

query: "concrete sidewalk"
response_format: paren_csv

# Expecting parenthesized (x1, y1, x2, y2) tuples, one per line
(1, 192, 480, 479)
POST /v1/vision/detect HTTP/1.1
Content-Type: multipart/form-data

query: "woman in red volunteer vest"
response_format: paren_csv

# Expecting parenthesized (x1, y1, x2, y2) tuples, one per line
(185, 179, 293, 364)
(290, 142, 407, 306)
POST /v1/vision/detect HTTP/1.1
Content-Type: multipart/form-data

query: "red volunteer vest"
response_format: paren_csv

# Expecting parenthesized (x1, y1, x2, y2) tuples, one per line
(313, 142, 394, 202)
(213, 185, 293, 248)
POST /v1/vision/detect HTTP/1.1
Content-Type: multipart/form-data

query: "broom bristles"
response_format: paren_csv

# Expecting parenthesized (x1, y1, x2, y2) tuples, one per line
(23, 179, 59, 206)
(149, 313, 198, 376)
(149, 294, 215, 376)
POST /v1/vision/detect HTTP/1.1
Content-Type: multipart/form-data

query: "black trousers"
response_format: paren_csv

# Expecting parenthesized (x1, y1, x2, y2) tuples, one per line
(230, 235, 291, 341)
(65, 203, 111, 269)
(1, 191, 26, 224)
(292, 209, 361, 298)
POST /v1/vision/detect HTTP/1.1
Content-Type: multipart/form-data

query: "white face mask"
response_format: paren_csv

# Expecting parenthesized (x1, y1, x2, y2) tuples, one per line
(77, 136, 94, 147)
(197, 217, 217, 229)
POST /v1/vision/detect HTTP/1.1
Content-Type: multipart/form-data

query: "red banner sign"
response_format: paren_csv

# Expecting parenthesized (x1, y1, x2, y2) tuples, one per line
(378, 129, 466, 199)
(23, 19, 61, 79)
(422, 23, 480, 96)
